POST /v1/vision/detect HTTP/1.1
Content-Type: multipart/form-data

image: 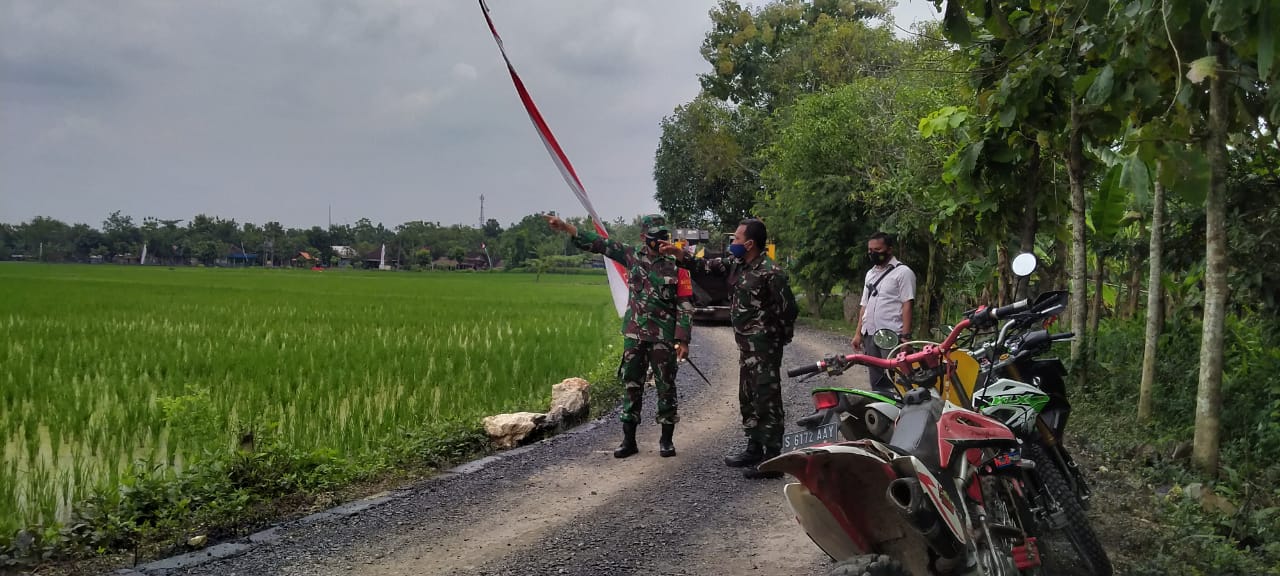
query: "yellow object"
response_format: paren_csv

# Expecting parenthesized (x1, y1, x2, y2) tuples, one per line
(695, 246, 705, 258)
(886, 343, 982, 409)
(949, 349, 981, 407)
(767, 242, 777, 259)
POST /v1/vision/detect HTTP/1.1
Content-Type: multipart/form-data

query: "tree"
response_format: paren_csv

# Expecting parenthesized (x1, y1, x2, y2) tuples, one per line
(1138, 170, 1166, 422)
(1194, 36, 1230, 473)
(482, 218, 503, 239)
(193, 240, 221, 266)
(653, 97, 757, 228)
(658, 0, 905, 232)
(699, 0, 893, 110)
(102, 210, 141, 259)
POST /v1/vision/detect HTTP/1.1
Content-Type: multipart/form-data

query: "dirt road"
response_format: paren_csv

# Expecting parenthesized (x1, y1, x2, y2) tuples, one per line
(148, 325, 859, 576)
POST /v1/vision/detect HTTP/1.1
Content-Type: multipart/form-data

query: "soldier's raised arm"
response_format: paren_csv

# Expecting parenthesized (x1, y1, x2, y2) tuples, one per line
(658, 241, 729, 276)
(545, 215, 634, 266)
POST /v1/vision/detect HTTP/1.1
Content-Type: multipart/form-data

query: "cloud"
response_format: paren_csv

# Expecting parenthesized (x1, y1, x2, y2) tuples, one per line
(0, 0, 937, 230)
(452, 62, 479, 81)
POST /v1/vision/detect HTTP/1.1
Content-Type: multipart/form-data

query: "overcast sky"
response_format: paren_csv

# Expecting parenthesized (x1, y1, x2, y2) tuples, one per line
(0, 0, 939, 230)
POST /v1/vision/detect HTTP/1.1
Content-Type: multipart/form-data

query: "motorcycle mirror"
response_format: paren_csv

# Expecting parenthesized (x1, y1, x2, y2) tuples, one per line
(873, 328, 900, 350)
(1012, 252, 1037, 277)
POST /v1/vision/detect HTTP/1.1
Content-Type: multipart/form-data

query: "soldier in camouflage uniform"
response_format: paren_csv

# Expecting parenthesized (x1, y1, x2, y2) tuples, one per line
(661, 218, 797, 479)
(545, 214, 693, 458)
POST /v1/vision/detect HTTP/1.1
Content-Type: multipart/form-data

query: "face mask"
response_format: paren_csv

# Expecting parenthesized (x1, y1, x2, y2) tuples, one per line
(867, 251, 889, 266)
(728, 242, 748, 259)
(644, 231, 669, 253)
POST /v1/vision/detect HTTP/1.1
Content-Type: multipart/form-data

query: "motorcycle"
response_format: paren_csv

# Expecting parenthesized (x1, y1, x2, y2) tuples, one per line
(964, 256, 1111, 575)
(765, 303, 1046, 576)
(780, 253, 1111, 575)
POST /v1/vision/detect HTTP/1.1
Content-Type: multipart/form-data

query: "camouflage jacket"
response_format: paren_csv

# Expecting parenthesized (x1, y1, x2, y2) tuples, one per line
(677, 253, 797, 352)
(572, 229, 693, 343)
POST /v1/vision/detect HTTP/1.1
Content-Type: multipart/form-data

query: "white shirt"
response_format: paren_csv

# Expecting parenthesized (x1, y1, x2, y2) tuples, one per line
(859, 257, 916, 335)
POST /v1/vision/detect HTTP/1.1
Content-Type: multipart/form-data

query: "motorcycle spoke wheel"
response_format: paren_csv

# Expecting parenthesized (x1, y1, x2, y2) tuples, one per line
(1025, 442, 1113, 576)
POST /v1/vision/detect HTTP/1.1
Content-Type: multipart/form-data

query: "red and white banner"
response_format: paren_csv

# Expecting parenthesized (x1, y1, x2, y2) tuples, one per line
(479, 0, 629, 317)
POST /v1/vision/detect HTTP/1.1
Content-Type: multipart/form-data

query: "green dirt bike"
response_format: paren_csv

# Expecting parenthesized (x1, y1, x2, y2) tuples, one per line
(964, 258, 1110, 575)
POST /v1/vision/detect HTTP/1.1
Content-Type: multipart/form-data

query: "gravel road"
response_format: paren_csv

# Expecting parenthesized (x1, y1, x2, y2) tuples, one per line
(139, 325, 861, 576)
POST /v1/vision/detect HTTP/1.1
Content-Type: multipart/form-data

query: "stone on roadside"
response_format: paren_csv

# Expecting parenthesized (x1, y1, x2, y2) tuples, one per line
(547, 377, 591, 426)
(482, 412, 547, 448)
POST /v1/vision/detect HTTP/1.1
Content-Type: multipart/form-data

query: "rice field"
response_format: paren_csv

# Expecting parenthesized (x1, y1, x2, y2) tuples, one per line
(0, 264, 617, 533)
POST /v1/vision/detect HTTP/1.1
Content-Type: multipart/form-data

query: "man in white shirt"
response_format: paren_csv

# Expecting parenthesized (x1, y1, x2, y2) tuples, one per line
(852, 232, 916, 398)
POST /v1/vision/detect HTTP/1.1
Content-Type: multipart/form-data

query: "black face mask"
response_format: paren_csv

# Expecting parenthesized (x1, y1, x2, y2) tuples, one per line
(867, 251, 890, 266)
(644, 231, 669, 252)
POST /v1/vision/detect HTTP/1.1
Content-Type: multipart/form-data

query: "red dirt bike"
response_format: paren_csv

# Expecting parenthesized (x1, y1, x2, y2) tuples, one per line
(763, 301, 1046, 576)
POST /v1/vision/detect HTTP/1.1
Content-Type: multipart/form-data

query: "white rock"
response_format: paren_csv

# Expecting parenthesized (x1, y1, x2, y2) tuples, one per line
(548, 377, 591, 423)
(482, 412, 546, 449)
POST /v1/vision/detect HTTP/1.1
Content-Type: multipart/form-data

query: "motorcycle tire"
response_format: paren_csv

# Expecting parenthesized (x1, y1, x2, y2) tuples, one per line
(1024, 442, 1113, 576)
(828, 554, 908, 576)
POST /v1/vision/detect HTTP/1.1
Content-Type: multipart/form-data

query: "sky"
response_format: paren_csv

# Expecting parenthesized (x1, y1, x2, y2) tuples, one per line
(0, 0, 940, 230)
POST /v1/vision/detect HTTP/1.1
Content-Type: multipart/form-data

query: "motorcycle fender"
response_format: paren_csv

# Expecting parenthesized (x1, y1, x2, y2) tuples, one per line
(768, 444, 931, 573)
(900, 456, 968, 545)
(781, 482, 864, 563)
(760, 441, 897, 475)
(867, 401, 901, 420)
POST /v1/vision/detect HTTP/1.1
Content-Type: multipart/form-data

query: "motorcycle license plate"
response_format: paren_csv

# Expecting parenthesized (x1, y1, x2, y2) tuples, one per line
(782, 423, 840, 452)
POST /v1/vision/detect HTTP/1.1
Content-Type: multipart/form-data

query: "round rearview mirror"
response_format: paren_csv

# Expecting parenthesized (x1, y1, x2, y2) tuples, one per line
(873, 328, 900, 350)
(1012, 252, 1038, 277)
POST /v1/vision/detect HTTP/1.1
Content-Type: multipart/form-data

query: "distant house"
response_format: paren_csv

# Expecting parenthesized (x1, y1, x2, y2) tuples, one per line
(330, 245, 359, 268)
(459, 255, 491, 270)
(362, 245, 398, 270)
(227, 246, 257, 266)
(292, 251, 319, 268)
(432, 257, 459, 270)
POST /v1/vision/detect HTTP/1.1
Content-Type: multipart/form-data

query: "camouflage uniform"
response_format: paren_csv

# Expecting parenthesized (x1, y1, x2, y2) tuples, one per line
(677, 253, 797, 452)
(571, 216, 693, 425)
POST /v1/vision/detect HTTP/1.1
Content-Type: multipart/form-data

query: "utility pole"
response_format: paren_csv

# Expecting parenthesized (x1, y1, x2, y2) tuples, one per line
(479, 194, 485, 229)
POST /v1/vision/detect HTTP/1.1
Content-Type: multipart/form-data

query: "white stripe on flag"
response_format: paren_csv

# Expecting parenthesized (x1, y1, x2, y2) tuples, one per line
(481, 0, 629, 317)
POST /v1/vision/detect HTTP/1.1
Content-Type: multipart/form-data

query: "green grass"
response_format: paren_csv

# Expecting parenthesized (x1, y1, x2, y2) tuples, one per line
(0, 264, 617, 535)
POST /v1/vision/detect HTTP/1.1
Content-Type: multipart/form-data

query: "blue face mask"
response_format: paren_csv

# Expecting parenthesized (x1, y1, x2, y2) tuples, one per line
(728, 242, 748, 259)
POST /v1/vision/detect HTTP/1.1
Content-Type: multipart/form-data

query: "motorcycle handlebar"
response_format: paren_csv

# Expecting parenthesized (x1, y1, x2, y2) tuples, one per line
(979, 299, 1029, 325)
(786, 362, 825, 378)
(1020, 329, 1052, 349)
(785, 319, 974, 377)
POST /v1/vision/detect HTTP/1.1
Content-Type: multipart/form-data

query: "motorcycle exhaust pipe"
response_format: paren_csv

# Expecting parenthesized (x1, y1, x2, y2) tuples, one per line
(887, 477, 964, 560)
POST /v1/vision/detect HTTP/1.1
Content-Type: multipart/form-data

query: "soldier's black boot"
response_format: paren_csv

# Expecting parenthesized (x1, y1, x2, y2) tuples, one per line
(724, 440, 763, 468)
(743, 448, 784, 479)
(659, 424, 676, 457)
(614, 422, 639, 458)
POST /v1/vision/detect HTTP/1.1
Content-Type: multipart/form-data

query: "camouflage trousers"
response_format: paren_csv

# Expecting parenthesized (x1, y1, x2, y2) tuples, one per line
(738, 345, 784, 452)
(617, 337, 679, 425)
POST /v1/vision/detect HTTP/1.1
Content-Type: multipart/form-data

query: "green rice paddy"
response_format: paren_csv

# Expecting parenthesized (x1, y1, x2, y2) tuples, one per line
(0, 264, 616, 533)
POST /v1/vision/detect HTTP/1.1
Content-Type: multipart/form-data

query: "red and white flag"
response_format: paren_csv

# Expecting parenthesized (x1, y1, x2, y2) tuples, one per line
(479, 0, 629, 317)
